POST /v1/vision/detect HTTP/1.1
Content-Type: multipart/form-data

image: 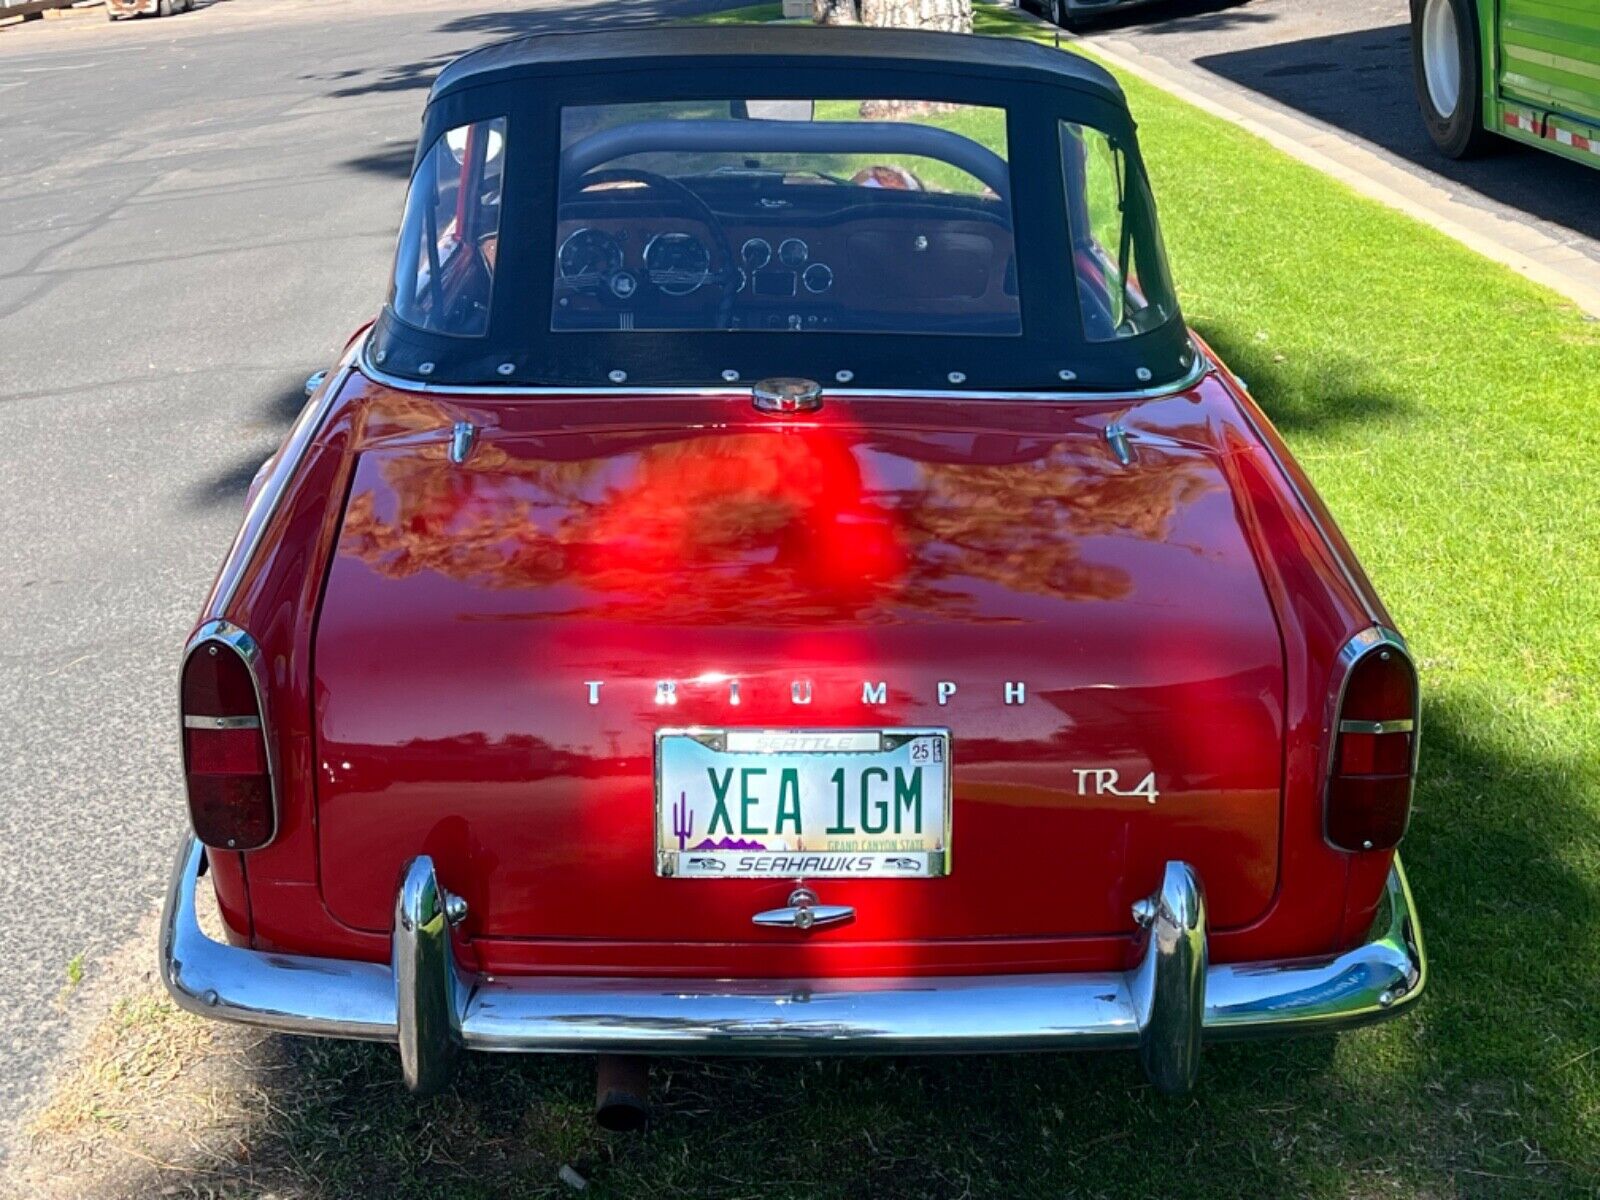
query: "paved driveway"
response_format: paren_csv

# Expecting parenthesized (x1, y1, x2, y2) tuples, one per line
(0, 0, 725, 1158)
(1077, 0, 1599, 283)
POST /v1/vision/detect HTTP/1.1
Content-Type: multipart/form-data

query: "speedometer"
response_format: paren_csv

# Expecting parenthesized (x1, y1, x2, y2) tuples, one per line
(557, 228, 623, 286)
(644, 232, 712, 296)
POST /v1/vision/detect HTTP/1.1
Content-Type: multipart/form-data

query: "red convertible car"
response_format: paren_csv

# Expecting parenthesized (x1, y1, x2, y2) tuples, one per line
(161, 27, 1425, 1126)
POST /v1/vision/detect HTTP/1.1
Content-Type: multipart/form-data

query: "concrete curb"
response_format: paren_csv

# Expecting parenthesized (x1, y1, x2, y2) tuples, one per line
(1074, 30, 1600, 318)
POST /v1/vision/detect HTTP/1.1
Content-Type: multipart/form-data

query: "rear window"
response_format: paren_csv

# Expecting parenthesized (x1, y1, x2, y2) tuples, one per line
(391, 117, 506, 337)
(551, 100, 1020, 336)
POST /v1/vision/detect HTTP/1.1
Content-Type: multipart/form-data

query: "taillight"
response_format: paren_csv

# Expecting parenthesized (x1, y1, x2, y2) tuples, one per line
(180, 621, 275, 850)
(1326, 629, 1418, 852)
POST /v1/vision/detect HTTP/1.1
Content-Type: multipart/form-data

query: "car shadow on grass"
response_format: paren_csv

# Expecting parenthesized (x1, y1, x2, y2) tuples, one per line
(27, 704, 1593, 1198)
(1194, 319, 1409, 436)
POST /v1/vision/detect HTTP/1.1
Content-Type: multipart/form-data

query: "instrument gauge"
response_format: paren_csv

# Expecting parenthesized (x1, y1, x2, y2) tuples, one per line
(557, 228, 623, 285)
(644, 232, 712, 296)
(803, 263, 834, 294)
(778, 237, 809, 268)
(741, 238, 772, 270)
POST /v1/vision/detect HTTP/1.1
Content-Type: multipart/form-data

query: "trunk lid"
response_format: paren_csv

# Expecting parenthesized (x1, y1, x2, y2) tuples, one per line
(313, 386, 1284, 955)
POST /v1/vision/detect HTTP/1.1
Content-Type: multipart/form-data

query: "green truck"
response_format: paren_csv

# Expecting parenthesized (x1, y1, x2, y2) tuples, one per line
(1411, 0, 1600, 168)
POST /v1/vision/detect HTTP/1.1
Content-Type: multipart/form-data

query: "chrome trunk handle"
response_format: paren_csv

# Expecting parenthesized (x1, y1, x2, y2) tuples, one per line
(752, 887, 854, 931)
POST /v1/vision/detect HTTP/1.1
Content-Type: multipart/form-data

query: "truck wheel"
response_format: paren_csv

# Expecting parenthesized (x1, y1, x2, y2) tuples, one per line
(1410, 0, 1494, 158)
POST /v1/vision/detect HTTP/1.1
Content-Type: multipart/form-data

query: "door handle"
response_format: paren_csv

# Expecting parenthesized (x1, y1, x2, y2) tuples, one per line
(752, 887, 854, 931)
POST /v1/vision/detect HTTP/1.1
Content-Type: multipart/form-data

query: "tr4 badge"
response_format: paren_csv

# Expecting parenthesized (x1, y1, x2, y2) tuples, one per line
(1074, 768, 1160, 805)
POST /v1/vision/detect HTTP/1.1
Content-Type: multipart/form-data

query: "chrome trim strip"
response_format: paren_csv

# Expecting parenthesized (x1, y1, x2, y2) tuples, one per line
(210, 360, 351, 617)
(183, 359, 349, 849)
(182, 714, 262, 731)
(1324, 626, 1421, 850)
(179, 621, 279, 850)
(160, 834, 1425, 1094)
(1338, 718, 1415, 735)
(355, 336, 1211, 404)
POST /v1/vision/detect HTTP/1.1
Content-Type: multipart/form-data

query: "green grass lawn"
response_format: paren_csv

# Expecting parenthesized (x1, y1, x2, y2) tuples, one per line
(29, 5, 1600, 1199)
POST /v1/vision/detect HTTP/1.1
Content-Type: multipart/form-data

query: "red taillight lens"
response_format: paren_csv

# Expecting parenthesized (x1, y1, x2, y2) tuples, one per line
(185, 773, 275, 849)
(185, 726, 266, 775)
(181, 631, 274, 850)
(1327, 640, 1418, 852)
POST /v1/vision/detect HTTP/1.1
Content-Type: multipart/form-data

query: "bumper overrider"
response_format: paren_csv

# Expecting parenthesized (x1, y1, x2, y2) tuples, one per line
(159, 834, 1425, 1095)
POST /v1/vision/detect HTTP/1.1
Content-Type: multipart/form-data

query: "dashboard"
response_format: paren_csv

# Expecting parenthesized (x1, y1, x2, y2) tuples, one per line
(550, 186, 1020, 335)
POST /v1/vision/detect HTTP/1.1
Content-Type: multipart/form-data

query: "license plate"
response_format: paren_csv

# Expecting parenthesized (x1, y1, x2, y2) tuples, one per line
(655, 728, 951, 878)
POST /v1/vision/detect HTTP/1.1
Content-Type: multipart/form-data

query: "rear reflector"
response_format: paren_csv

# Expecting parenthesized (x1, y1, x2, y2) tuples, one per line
(1326, 632, 1418, 853)
(184, 725, 266, 775)
(181, 622, 275, 850)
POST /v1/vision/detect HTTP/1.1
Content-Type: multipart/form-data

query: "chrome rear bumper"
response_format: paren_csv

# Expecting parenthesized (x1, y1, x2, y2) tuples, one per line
(159, 835, 1425, 1095)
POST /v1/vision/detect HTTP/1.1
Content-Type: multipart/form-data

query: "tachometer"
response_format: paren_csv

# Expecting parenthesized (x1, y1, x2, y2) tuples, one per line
(557, 228, 623, 286)
(644, 232, 712, 296)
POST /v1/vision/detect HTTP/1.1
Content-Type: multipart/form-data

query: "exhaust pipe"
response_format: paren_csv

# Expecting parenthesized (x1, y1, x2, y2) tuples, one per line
(594, 1055, 650, 1132)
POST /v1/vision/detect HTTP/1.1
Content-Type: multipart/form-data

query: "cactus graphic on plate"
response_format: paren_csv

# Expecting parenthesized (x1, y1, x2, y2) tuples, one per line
(673, 791, 694, 850)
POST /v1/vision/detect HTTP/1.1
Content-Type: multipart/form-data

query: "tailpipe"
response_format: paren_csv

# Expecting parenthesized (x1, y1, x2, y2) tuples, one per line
(594, 1055, 650, 1132)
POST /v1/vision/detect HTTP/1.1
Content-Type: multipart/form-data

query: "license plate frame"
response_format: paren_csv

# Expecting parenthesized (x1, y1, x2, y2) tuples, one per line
(654, 727, 952, 879)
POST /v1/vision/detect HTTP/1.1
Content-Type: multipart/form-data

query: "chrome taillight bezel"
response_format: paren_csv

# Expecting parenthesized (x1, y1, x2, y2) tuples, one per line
(1323, 625, 1420, 852)
(180, 618, 279, 850)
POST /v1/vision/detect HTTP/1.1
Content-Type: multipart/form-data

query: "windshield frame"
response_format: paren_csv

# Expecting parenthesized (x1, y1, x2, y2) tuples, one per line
(370, 54, 1191, 394)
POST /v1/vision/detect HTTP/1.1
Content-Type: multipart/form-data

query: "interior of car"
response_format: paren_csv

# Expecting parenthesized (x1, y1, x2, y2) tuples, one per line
(550, 101, 1021, 336)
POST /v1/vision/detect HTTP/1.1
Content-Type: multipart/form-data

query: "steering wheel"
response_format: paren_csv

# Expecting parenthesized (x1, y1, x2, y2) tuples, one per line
(562, 167, 740, 329)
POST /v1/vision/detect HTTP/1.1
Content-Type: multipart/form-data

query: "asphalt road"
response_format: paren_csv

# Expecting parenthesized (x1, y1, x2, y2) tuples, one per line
(1076, 0, 1600, 275)
(0, 0, 725, 1157)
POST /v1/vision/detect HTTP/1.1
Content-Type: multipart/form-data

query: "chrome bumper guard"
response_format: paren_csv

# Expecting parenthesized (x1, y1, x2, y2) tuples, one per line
(159, 835, 1425, 1095)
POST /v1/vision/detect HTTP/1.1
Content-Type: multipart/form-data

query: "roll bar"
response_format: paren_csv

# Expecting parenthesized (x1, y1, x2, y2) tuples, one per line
(560, 118, 1011, 199)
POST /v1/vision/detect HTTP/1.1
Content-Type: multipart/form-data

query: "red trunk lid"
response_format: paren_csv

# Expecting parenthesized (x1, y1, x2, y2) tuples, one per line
(312, 387, 1283, 964)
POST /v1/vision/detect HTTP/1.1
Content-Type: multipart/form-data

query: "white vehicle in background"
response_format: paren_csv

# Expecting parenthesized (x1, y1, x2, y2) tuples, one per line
(106, 0, 193, 19)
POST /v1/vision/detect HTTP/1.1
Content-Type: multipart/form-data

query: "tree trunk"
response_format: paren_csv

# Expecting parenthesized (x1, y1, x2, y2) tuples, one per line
(813, 0, 860, 23)
(858, 0, 972, 32)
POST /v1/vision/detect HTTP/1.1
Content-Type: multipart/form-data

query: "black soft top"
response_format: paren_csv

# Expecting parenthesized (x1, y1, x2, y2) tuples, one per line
(368, 26, 1193, 395)
(431, 26, 1127, 107)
